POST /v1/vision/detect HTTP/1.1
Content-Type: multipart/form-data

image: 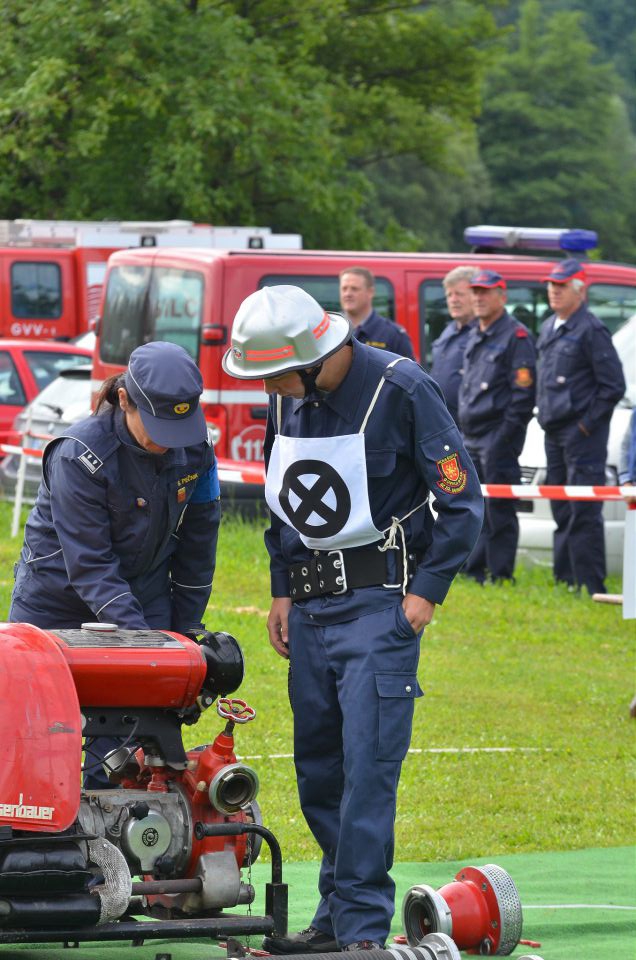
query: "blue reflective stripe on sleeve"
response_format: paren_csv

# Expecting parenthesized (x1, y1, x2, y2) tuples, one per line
(190, 463, 220, 503)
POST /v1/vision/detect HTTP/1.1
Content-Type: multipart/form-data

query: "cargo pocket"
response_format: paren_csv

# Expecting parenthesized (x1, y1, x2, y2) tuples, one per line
(375, 672, 422, 762)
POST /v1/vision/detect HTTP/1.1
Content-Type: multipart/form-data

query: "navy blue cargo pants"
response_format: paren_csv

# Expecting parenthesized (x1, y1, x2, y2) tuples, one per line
(462, 432, 522, 581)
(544, 421, 609, 594)
(288, 586, 423, 948)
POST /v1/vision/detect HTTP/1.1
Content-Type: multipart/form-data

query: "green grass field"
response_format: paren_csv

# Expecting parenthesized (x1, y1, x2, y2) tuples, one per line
(1, 506, 634, 864)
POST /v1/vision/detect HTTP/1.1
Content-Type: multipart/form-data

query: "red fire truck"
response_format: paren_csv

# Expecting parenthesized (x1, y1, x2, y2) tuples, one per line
(0, 219, 302, 341)
(92, 226, 636, 461)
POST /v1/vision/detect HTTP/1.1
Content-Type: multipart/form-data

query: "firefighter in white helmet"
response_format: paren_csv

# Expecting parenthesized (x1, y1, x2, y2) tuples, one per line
(223, 285, 483, 953)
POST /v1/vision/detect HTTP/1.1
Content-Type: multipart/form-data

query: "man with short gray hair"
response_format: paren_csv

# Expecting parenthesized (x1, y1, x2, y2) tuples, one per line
(430, 266, 477, 424)
(537, 258, 625, 595)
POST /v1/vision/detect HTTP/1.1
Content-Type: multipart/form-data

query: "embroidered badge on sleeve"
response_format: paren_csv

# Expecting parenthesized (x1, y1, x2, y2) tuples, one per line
(515, 367, 533, 387)
(435, 453, 468, 494)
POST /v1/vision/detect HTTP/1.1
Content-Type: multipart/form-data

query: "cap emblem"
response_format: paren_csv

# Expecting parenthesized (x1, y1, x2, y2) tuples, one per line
(173, 402, 190, 415)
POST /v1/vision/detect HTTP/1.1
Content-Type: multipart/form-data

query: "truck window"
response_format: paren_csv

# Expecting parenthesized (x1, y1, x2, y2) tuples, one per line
(100, 265, 204, 365)
(587, 284, 636, 335)
(23, 351, 91, 392)
(11, 262, 62, 319)
(259, 274, 395, 320)
(419, 280, 549, 367)
(0, 351, 26, 406)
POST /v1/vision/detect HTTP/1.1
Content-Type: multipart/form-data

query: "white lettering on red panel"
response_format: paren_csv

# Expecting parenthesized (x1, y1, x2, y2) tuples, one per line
(231, 425, 266, 462)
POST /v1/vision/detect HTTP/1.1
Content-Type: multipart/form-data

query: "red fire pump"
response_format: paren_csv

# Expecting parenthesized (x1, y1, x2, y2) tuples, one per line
(0, 622, 287, 945)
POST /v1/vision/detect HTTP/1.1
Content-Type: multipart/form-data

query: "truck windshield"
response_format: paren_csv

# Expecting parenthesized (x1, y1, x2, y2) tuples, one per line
(100, 265, 204, 365)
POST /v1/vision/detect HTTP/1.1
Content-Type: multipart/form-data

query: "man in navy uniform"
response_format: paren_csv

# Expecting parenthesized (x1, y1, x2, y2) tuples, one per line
(537, 259, 626, 595)
(458, 269, 536, 583)
(223, 285, 482, 953)
(430, 266, 477, 424)
(339, 266, 415, 358)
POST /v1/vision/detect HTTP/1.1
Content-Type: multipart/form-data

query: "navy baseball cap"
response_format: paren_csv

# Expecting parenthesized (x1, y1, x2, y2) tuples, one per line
(125, 341, 206, 448)
(469, 269, 507, 290)
(543, 258, 586, 284)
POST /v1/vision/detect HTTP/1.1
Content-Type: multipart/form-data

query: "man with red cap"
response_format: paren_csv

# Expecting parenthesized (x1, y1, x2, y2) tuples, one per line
(537, 258, 625, 594)
(458, 270, 537, 583)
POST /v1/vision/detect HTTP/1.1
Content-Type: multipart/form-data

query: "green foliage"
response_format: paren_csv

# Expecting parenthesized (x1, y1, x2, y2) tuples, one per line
(479, 0, 636, 260)
(498, 0, 636, 117)
(0, 0, 497, 249)
(0, 0, 634, 260)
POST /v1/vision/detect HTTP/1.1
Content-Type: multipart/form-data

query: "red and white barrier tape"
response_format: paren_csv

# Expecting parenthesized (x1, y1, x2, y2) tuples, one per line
(3, 444, 633, 502)
(2, 442, 633, 617)
(480, 484, 634, 502)
(216, 457, 266, 485)
(1, 443, 44, 459)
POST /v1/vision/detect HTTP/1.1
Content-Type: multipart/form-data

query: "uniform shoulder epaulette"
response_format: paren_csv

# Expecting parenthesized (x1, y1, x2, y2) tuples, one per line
(45, 419, 120, 478)
(51, 435, 107, 475)
(382, 358, 419, 393)
(515, 327, 528, 338)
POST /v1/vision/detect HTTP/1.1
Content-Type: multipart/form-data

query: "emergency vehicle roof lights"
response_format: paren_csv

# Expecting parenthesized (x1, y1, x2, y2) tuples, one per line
(117, 220, 194, 232)
(464, 225, 598, 253)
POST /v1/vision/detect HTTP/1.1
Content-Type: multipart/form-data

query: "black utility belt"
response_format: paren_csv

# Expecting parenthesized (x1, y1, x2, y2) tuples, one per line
(288, 545, 419, 601)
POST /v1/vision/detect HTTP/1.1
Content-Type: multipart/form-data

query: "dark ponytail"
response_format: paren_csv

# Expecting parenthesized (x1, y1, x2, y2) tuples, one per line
(94, 374, 137, 415)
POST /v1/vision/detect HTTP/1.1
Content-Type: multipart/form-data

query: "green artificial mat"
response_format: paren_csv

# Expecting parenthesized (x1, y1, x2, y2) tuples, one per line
(1, 847, 633, 960)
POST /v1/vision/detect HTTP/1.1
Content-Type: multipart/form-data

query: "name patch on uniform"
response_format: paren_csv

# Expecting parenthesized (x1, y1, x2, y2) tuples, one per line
(367, 340, 388, 349)
(435, 453, 467, 494)
(515, 367, 533, 387)
(177, 473, 198, 487)
(78, 450, 103, 474)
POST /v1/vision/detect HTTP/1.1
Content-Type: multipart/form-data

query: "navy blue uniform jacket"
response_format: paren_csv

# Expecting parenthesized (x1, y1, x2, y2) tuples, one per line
(264, 340, 483, 605)
(430, 320, 476, 423)
(536, 304, 626, 432)
(12, 407, 220, 631)
(353, 310, 415, 359)
(458, 310, 536, 440)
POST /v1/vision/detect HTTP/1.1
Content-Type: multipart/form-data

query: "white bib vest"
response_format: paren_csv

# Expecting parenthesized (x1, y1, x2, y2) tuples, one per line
(265, 359, 406, 550)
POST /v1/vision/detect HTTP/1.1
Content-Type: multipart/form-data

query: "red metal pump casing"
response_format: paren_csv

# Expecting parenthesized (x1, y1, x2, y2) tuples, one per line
(51, 625, 208, 708)
(0, 623, 210, 833)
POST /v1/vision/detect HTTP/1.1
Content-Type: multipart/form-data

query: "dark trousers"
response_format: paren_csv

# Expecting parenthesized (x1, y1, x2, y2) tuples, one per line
(288, 588, 422, 948)
(545, 422, 609, 594)
(463, 432, 522, 581)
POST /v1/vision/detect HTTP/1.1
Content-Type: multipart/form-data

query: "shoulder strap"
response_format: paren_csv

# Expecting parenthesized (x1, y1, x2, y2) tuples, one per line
(358, 357, 408, 435)
(275, 395, 282, 435)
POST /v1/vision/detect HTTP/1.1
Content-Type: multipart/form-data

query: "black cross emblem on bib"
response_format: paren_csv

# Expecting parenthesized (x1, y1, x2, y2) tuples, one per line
(279, 459, 351, 538)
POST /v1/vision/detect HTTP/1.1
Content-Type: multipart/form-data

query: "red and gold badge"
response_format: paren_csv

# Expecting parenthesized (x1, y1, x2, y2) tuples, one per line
(515, 366, 533, 387)
(435, 453, 467, 494)
(177, 486, 186, 503)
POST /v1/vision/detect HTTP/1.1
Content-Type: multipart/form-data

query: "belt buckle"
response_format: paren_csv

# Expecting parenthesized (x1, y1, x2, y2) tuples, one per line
(327, 550, 348, 594)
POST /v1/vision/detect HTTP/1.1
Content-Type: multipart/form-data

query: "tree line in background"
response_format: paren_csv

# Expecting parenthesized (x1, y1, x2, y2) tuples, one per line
(0, 0, 634, 260)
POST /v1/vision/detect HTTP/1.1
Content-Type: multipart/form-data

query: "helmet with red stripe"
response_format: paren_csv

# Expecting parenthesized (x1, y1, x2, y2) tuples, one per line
(222, 285, 351, 380)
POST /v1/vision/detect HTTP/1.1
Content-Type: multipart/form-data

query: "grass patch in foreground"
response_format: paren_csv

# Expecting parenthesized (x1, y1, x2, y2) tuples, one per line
(1, 507, 634, 862)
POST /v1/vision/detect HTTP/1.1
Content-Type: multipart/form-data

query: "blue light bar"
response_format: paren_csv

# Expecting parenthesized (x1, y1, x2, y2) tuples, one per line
(464, 225, 598, 253)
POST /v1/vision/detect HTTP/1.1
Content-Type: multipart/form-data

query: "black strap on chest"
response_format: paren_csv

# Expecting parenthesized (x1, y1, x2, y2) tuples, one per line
(288, 544, 418, 601)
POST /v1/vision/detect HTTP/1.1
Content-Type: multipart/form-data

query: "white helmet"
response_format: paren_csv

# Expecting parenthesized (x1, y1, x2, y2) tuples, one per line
(222, 285, 351, 380)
